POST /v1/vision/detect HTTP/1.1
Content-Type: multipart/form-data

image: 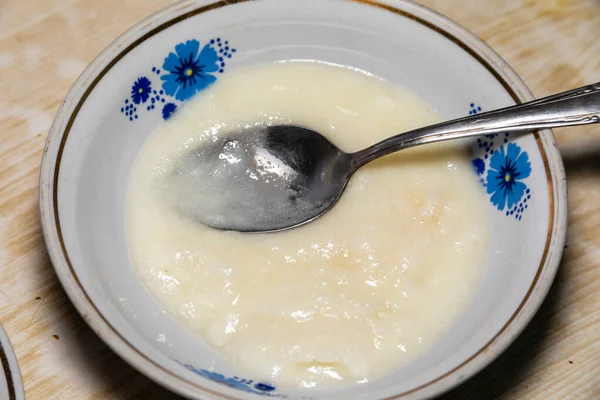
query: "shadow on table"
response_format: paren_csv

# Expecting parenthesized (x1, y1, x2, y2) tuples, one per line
(55, 286, 182, 399)
(561, 143, 600, 177)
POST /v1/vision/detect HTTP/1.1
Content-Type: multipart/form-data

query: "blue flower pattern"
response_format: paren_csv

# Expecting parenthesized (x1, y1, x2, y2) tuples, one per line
(162, 102, 177, 120)
(181, 363, 279, 396)
(161, 39, 219, 101)
(470, 103, 532, 220)
(131, 77, 152, 104)
(120, 37, 235, 121)
(472, 158, 485, 175)
(486, 142, 531, 211)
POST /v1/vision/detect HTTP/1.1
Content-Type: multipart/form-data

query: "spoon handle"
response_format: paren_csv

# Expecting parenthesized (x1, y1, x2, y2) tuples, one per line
(351, 82, 600, 168)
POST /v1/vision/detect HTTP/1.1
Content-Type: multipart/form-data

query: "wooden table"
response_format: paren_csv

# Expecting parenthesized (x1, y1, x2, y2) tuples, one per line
(1, 0, 598, 398)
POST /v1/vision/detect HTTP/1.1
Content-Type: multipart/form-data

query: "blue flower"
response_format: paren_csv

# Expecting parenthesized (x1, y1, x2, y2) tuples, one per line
(254, 383, 276, 392)
(194, 369, 250, 391)
(181, 365, 277, 395)
(161, 39, 219, 101)
(486, 143, 531, 211)
(472, 158, 485, 175)
(162, 102, 177, 120)
(131, 77, 152, 104)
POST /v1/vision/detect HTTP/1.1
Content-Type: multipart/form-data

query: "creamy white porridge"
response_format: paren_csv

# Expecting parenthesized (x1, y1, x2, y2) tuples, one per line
(127, 62, 489, 388)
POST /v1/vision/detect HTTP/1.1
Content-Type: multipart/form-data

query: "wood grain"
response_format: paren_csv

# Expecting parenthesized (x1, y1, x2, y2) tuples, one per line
(0, 0, 598, 399)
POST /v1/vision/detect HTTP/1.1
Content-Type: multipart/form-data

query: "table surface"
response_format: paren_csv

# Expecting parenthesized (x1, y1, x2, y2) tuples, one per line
(1, 0, 599, 399)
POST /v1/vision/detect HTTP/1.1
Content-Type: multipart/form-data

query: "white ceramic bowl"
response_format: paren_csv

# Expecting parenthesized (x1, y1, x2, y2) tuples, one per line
(39, 0, 567, 399)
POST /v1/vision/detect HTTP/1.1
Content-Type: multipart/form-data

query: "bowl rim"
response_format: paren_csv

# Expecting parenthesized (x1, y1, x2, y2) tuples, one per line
(39, 0, 568, 399)
(0, 323, 25, 400)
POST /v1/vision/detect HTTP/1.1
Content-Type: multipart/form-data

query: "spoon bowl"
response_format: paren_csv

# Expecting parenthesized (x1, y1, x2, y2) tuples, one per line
(168, 125, 352, 232)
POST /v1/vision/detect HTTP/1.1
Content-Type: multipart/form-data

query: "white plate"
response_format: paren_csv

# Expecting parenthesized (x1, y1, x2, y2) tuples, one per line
(0, 323, 24, 400)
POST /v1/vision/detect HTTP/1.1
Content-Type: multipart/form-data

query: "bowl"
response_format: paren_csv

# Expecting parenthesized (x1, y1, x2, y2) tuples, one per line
(39, 0, 567, 399)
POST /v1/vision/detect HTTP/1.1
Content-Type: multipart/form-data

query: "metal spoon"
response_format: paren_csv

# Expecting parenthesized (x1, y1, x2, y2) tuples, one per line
(168, 82, 600, 233)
